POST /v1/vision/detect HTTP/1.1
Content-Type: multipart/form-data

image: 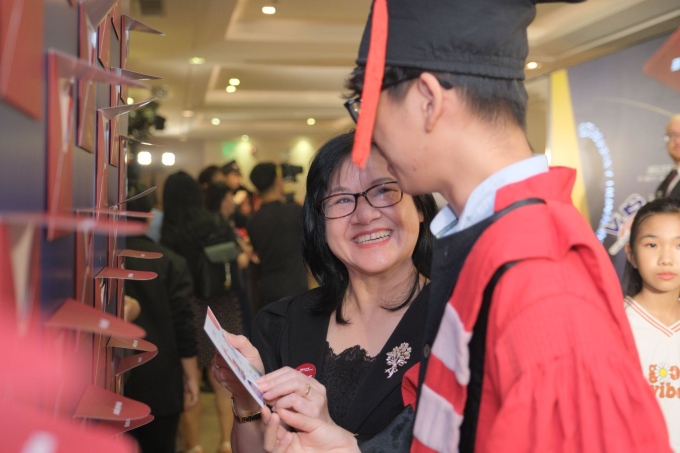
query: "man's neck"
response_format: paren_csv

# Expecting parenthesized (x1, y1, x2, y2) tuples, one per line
(259, 190, 284, 204)
(437, 124, 534, 215)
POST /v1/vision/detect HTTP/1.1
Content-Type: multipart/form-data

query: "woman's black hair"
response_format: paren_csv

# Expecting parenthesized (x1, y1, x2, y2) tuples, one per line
(161, 171, 221, 263)
(302, 132, 437, 324)
(204, 182, 231, 212)
(624, 197, 680, 297)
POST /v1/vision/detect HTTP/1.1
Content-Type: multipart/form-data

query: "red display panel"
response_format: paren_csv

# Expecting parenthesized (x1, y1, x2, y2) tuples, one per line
(73, 384, 151, 421)
(46, 52, 76, 240)
(115, 349, 158, 375)
(0, 0, 44, 119)
(45, 298, 146, 339)
(99, 414, 154, 435)
(1, 400, 137, 452)
(120, 14, 163, 70)
(75, 230, 94, 304)
(77, 2, 98, 153)
(644, 27, 680, 93)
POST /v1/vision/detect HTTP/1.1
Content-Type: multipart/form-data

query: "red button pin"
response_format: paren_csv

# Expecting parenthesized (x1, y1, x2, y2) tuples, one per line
(295, 363, 316, 378)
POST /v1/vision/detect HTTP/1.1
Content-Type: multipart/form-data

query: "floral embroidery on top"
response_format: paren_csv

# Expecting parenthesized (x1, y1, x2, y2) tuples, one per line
(385, 342, 411, 378)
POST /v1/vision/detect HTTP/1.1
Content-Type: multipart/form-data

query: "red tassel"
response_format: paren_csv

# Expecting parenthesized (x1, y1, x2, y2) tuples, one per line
(351, 0, 388, 169)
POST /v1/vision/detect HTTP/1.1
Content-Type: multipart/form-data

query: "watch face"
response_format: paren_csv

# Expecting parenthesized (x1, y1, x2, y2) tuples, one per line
(643, 28, 680, 93)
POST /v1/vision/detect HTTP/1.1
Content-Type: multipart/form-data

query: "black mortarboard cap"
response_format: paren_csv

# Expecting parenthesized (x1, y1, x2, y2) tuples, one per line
(350, 0, 585, 167)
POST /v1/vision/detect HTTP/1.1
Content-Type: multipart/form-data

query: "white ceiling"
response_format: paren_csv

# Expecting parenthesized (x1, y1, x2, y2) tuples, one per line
(126, 0, 680, 159)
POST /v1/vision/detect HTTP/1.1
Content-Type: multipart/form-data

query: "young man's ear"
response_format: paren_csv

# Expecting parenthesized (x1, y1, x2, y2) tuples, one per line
(416, 73, 445, 133)
(625, 243, 638, 269)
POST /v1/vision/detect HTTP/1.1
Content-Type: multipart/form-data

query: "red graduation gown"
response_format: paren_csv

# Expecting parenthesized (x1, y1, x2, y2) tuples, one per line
(411, 167, 672, 453)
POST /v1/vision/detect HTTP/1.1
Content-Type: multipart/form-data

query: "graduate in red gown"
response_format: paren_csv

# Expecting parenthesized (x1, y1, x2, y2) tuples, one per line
(260, 0, 674, 451)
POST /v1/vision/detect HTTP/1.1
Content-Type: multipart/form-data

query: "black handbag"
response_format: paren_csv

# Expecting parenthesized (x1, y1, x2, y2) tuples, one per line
(194, 241, 239, 299)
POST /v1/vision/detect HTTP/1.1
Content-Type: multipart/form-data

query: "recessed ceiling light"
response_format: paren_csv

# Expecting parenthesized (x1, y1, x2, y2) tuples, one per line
(182, 110, 195, 118)
(241, 135, 249, 141)
(226, 85, 237, 93)
(229, 78, 240, 86)
(307, 118, 316, 126)
(162, 152, 176, 166)
(526, 61, 540, 70)
(211, 118, 221, 125)
(138, 151, 152, 165)
(189, 57, 206, 65)
(262, 6, 276, 14)
(127, 97, 134, 104)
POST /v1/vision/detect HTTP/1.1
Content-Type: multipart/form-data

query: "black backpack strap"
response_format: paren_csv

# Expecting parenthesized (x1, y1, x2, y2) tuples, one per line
(459, 197, 546, 452)
(458, 261, 517, 452)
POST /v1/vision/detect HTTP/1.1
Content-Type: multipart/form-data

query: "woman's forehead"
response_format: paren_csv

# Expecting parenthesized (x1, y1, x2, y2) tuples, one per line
(329, 154, 390, 189)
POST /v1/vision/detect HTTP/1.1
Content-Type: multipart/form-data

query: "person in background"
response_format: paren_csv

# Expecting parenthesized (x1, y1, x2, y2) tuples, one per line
(123, 184, 200, 453)
(161, 172, 244, 453)
(199, 165, 228, 191)
(222, 160, 253, 228)
(624, 198, 680, 452)
(246, 163, 308, 312)
(204, 181, 257, 336)
(212, 132, 437, 452)
(656, 115, 680, 199)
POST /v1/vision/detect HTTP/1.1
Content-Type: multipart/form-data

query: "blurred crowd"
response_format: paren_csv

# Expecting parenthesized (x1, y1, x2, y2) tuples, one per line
(125, 159, 310, 453)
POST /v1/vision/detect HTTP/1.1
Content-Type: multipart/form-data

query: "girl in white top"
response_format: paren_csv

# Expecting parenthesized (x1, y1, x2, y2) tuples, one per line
(625, 197, 680, 452)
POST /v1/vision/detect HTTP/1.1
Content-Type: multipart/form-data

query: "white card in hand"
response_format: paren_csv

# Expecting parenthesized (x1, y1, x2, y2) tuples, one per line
(204, 307, 265, 407)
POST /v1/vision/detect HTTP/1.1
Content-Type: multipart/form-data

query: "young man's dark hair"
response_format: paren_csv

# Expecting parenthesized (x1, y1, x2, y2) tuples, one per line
(345, 65, 528, 129)
(249, 162, 278, 193)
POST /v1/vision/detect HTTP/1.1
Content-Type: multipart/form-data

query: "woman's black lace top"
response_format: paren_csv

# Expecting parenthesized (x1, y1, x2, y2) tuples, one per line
(317, 343, 376, 425)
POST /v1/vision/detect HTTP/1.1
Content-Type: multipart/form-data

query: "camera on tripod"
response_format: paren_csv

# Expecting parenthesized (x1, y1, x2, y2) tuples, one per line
(280, 163, 304, 182)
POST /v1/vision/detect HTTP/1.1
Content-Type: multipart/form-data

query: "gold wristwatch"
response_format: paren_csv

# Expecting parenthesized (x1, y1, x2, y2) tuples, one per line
(231, 397, 262, 423)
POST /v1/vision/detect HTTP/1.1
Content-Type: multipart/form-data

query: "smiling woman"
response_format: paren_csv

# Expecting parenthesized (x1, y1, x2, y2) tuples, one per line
(210, 132, 437, 452)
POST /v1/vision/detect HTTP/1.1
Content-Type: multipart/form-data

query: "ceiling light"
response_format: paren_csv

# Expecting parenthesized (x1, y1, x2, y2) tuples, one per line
(307, 118, 316, 126)
(226, 85, 237, 93)
(211, 118, 221, 125)
(241, 135, 249, 141)
(189, 57, 206, 65)
(137, 151, 152, 166)
(262, 6, 276, 14)
(127, 97, 134, 104)
(526, 61, 540, 70)
(229, 78, 240, 86)
(182, 110, 195, 118)
(161, 152, 176, 166)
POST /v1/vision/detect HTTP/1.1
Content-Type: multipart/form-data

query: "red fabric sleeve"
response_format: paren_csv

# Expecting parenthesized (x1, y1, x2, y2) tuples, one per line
(402, 363, 420, 409)
(478, 258, 673, 453)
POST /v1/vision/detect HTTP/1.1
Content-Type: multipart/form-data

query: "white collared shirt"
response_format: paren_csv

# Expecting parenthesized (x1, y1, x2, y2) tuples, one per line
(430, 155, 549, 238)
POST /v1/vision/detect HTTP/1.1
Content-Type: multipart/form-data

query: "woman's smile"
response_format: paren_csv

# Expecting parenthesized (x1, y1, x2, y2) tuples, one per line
(353, 229, 393, 246)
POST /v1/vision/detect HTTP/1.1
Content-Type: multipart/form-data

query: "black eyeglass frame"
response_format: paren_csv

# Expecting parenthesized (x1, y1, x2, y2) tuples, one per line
(317, 181, 404, 219)
(343, 75, 453, 124)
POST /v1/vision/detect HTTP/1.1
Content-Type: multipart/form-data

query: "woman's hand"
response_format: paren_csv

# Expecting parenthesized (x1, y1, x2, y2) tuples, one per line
(211, 333, 265, 408)
(262, 406, 359, 453)
(257, 367, 334, 426)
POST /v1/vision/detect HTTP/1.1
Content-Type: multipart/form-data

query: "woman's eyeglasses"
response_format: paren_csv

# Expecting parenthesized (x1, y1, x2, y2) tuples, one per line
(318, 181, 403, 219)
